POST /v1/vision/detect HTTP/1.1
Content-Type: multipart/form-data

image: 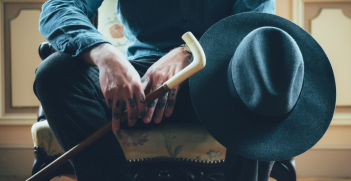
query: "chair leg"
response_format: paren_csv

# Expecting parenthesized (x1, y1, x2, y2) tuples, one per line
(270, 158, 296, 181)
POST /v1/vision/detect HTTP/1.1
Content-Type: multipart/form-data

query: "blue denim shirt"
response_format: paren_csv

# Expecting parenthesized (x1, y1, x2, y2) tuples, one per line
(39, 0, 275, 60)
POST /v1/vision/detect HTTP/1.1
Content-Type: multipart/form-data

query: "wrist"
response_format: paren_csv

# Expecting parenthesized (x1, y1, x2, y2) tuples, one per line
(82, 43, 123, 68)
(81, 43, 108, 66)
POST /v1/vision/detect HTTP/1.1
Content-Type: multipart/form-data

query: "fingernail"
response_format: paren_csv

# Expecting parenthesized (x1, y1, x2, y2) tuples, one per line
(144, 118, 150, 124)
(154, 118, 160, 124)
(113, 125, 119, 131)
(128, 121, 136, 127)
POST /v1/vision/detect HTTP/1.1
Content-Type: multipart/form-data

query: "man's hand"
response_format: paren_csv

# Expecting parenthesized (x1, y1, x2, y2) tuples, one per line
(82, 43, 147, 131)
(141, 47, 191, 124)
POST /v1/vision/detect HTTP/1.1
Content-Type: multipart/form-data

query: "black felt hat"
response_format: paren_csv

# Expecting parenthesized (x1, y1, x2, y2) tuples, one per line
(189, 12, 336, 161)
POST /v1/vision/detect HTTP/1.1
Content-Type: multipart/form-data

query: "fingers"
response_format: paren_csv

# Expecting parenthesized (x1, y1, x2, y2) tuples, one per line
(149, 75, 167, 124)
(112, 99, 121, 131)
(165, 65, 181, 117)
(143, 85, 158, 124)
(154, 92, 168, 123)
(135, 91, 147, 119)
(103, 87, 121, 131)
(140, 76, 149, 90)
(165, 86, 179, 117)
(103, 88, 114, 109)
(97, 49, 148, 130)
(106, 83, 145, 129)
(141, 75, 153, 124)
(126, 95, 138, 126)
(139, 48, 191, 124)
(142, 67, 173, 124)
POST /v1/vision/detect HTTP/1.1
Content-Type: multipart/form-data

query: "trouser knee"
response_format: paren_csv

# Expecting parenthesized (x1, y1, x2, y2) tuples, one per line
(33, 52, 87, 101)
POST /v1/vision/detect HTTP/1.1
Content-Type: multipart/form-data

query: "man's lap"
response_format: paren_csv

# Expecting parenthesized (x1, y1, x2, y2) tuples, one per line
(34, 52, 201, 130)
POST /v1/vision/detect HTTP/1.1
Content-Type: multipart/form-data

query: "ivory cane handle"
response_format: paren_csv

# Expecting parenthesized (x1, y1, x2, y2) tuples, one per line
(163, 32, 206, 90)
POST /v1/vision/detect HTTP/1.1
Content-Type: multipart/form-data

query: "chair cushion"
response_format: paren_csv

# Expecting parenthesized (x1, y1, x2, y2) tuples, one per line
(32, 121, 62, 157)
(31, 120, 226, 161)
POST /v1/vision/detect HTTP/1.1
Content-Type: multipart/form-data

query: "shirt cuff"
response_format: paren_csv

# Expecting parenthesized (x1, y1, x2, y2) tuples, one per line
(57, 31, 111, 57)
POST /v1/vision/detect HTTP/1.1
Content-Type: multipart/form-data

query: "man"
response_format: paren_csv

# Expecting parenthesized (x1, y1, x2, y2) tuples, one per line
(35, 0, 275, 180)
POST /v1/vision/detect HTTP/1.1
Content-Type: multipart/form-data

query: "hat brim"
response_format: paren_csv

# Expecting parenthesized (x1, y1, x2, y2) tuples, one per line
(189, 12, 336, 161)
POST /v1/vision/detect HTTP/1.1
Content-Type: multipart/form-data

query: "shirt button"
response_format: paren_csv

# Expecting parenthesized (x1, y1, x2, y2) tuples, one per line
(182, 18, 187, 24)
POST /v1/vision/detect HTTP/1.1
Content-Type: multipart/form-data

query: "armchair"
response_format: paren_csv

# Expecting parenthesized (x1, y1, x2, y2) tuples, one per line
(30, 5, 296, 180)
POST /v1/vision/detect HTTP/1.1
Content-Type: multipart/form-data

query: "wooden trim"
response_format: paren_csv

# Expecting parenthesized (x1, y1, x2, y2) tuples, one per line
(3, 2, 42, 114)
(303, 0, 351, 2)
(0, 144, 33, 149)
(331, 113, 351, 125)
(297, 179, 351, 181)
(312, 145, 351, 149)
(0, 119, 36, 125)
(293, 0, 351, 27)
(304, 2, 351, 33)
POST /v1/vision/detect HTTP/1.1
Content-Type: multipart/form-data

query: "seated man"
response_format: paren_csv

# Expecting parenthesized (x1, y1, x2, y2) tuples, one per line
(34, 0, 275, 180)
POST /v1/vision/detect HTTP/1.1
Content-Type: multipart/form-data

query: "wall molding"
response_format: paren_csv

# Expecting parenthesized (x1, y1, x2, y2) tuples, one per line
(312, 145, 351, 149)
(331, 113, 351, 125)
(0, 144, 33, 149)
(0, 1, 45, 125)
(0, 113, 36, 125)
(292, 0, 351, 27)
(0, 119, 36, 125)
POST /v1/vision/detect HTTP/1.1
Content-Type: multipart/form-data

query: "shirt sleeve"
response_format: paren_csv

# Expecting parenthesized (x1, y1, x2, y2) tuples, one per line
(39, 0, 109, 57)
(232, 0, 275, 15)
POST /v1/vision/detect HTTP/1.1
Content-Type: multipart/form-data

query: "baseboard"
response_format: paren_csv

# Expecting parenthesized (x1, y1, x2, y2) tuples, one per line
(0, 144, 33, 149)
(311, 145, 351, 149)
(295, 149, 351, 178)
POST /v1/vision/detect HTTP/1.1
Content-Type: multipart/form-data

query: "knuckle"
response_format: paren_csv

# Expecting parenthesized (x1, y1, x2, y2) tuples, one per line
(127, 97, 137, 109)
(132, 82, 142, 92)
(110, 86, 119, 94)
(154, 72, 165, 80)
(121, 82, 130, 89)
(121, 84, 132, 95)
(103, 86, 112, 94)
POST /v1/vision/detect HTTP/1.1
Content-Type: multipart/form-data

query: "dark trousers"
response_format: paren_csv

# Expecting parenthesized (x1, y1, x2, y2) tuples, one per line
(34, 52, 274, 181)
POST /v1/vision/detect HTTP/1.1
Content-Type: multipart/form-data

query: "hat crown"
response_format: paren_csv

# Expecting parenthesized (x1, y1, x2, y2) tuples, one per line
(231, 27, 304, 118)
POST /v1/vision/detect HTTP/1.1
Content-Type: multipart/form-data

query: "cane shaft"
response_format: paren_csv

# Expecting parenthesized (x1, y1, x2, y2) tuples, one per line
(26, 87, 168, 181)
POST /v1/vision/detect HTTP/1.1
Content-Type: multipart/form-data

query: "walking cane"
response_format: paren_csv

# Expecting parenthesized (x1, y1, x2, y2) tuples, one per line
(26, 32, 206, 181)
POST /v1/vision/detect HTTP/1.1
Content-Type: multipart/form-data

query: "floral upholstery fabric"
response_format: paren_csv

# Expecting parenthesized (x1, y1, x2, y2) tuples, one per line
(31, 121, 62, 157)
(31, 120, 227, 161)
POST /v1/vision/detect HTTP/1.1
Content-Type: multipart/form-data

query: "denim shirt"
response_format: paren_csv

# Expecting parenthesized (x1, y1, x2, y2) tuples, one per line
(39, 0, 275, 60)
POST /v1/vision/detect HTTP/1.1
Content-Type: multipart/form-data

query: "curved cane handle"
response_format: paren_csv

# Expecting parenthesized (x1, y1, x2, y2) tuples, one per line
(163, 32, 206, 90)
